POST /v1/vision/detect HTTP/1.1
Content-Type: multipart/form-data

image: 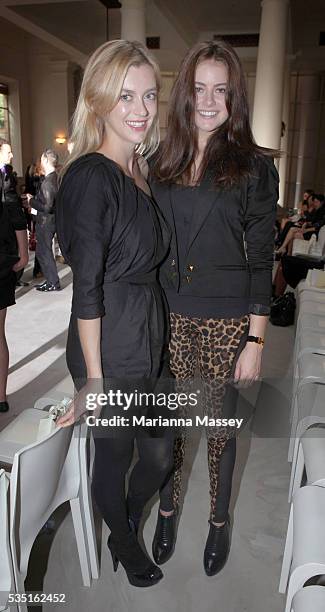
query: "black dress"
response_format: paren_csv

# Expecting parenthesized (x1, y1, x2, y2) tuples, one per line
(56, 153, 176, 537)
(56, 152, 171, 389)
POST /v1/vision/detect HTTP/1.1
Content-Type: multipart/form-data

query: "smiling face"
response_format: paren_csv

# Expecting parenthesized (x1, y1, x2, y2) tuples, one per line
(194, 59, 229, 140)
(105, 63, 158, 150)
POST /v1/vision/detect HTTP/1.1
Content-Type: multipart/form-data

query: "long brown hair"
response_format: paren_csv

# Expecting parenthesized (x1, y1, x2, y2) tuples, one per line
(153, 40, 279, 187)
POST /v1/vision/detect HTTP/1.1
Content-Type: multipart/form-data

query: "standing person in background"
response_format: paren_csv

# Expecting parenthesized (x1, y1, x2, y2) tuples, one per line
(0, 138, 28, 412)
(150, 39, 279, 576)
(24, 161, 43, 278)
(24, 149, 60, 292)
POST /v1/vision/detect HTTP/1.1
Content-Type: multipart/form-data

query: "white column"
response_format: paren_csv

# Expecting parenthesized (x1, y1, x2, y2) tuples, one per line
(252, 0, 289, 150)
(278, 64, 290, 206)
(121, 0, 146, 45)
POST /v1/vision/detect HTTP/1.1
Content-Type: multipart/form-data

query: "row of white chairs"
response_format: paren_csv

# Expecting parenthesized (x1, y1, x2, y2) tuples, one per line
(279, 274, 325, 612)
(0, 392, 99, 612)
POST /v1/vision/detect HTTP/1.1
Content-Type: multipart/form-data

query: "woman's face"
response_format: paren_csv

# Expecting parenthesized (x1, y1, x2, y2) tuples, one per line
(194, 59, 229, 138)
(105, 63, 158, 148)
(0, 143, 13, 166)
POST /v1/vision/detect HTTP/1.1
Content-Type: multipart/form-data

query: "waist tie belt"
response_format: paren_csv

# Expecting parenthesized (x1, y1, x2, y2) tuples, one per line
(105, 271, 158, 286)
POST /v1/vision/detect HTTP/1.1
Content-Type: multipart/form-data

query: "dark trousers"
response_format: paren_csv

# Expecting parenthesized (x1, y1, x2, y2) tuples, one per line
(35, 221, 59, 287)
(282, 254, 324, 289)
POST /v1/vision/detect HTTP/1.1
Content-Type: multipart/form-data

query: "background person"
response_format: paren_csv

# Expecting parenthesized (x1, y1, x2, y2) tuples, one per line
(24, 149, 60, 292)
(0, 138, 28, 412)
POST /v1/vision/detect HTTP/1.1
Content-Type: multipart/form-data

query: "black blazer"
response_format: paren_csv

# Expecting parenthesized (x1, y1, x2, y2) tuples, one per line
(150, 155, 279, 315)
(31, 171, 58, 227)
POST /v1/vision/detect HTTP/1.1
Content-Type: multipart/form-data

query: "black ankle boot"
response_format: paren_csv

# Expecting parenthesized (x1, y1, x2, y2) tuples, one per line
(107, 531, 163, 588)
(203, 518, 230, 576)
(152, 510, 177, 565)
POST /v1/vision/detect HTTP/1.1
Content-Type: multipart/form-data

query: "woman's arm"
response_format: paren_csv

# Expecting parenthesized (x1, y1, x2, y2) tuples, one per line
(234, 314, 267, 385)
(57, 317, 103, 427)
(77, 318, 102, 378)
(237, 157, 279, 385)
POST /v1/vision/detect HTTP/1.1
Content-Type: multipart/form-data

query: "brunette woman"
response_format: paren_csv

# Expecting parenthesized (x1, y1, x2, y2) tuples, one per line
(55, 40, 174, 587)
(149, 40, 279, 576)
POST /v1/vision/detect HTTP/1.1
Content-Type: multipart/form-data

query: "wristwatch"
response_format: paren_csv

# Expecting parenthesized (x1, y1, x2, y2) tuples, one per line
(247, 335, 265, 347)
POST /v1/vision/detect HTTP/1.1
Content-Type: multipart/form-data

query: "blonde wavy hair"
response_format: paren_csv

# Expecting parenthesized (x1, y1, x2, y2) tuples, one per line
(62, 39, 161, 176)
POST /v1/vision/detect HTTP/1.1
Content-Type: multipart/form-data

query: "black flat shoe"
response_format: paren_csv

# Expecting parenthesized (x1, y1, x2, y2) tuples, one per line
(203, 518, 230, 576)
(152, 510, 177, 565)
(0, 401, 9, 413)
(107, 531, 163, 588)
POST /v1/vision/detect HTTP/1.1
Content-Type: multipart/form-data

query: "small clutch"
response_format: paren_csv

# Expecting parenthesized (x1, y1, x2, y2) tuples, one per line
(37, 397, 72, 440)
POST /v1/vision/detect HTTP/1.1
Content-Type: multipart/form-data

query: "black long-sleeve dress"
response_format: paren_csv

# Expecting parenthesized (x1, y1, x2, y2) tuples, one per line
(55, 153, 171, 389)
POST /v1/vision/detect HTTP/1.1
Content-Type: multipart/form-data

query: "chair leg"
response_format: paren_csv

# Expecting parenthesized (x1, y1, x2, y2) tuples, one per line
(288, 439, 303, 502)
(79, 442, 99, 580)
(288, 396, 298, 462)
(289, 441, 304, 503)
(279, 504, 293, 594)
(70, 497, 91, 587)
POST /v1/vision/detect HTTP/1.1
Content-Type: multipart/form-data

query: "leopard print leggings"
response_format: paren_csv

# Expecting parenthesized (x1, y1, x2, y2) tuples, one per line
(160, 311, 250, 522)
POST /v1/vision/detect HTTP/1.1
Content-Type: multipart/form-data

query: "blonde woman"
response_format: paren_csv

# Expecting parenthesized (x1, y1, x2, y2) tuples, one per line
(55, 40, 174, 588)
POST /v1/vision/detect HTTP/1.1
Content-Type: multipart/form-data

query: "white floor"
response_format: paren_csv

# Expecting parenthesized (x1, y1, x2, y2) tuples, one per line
(1, 261, 296, 612)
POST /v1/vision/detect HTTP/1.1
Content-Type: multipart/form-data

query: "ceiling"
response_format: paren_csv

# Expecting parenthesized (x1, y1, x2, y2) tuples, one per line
(0, 0, 324, 69)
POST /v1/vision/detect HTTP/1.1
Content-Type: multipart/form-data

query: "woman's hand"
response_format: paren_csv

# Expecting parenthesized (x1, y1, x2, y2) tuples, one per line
(234, 342, 263, 387)
(12, 254, 29, 272)
(56, 379, 103, 428)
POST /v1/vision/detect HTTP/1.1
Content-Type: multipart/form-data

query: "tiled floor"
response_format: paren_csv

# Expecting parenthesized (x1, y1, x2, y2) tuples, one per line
(2, 260, 296, 612)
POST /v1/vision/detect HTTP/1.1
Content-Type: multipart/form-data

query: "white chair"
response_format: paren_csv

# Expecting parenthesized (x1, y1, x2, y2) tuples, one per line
(0, 392, 99, 582)
(288, 353, 325, 461)
(0, 469, 16, 612)
(298, 301, 325, 316)
(293, 330, 325, 371)
(34, 392, 98, 581)
(279, 485, 325, 612)
(292, 585, 325, 611)
(9, 423, 91, 612)
(299, 292, 325, 305)
(296, 312, 325, 332)
(289, 426, 325, 501)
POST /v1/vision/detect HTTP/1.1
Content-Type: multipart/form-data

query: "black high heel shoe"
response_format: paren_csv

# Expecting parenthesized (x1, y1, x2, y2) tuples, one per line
(203, 517, 230, 576)
(152, 510, 177, 565)
(107, 531, 163, 588)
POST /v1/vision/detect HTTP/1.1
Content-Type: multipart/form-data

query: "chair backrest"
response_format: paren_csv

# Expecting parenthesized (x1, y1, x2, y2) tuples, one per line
(0, 469, 13, 612)
(9, 423, 80, 576)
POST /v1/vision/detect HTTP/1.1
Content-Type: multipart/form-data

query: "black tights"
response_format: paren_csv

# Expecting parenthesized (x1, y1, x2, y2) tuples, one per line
(159, 437, 236, 523)
(91, 435, 174, 537)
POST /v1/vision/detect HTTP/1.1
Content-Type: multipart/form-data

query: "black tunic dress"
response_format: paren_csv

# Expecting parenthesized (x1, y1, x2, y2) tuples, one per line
(56, 153, 171, 387)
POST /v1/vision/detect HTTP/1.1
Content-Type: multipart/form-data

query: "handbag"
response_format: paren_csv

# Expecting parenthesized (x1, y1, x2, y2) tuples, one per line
(270, 292, 296, 327)
(0, 176, 20, 280)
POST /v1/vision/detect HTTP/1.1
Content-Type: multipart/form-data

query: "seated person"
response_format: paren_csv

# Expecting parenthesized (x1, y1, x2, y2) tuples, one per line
(275, 193, 325, 256)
